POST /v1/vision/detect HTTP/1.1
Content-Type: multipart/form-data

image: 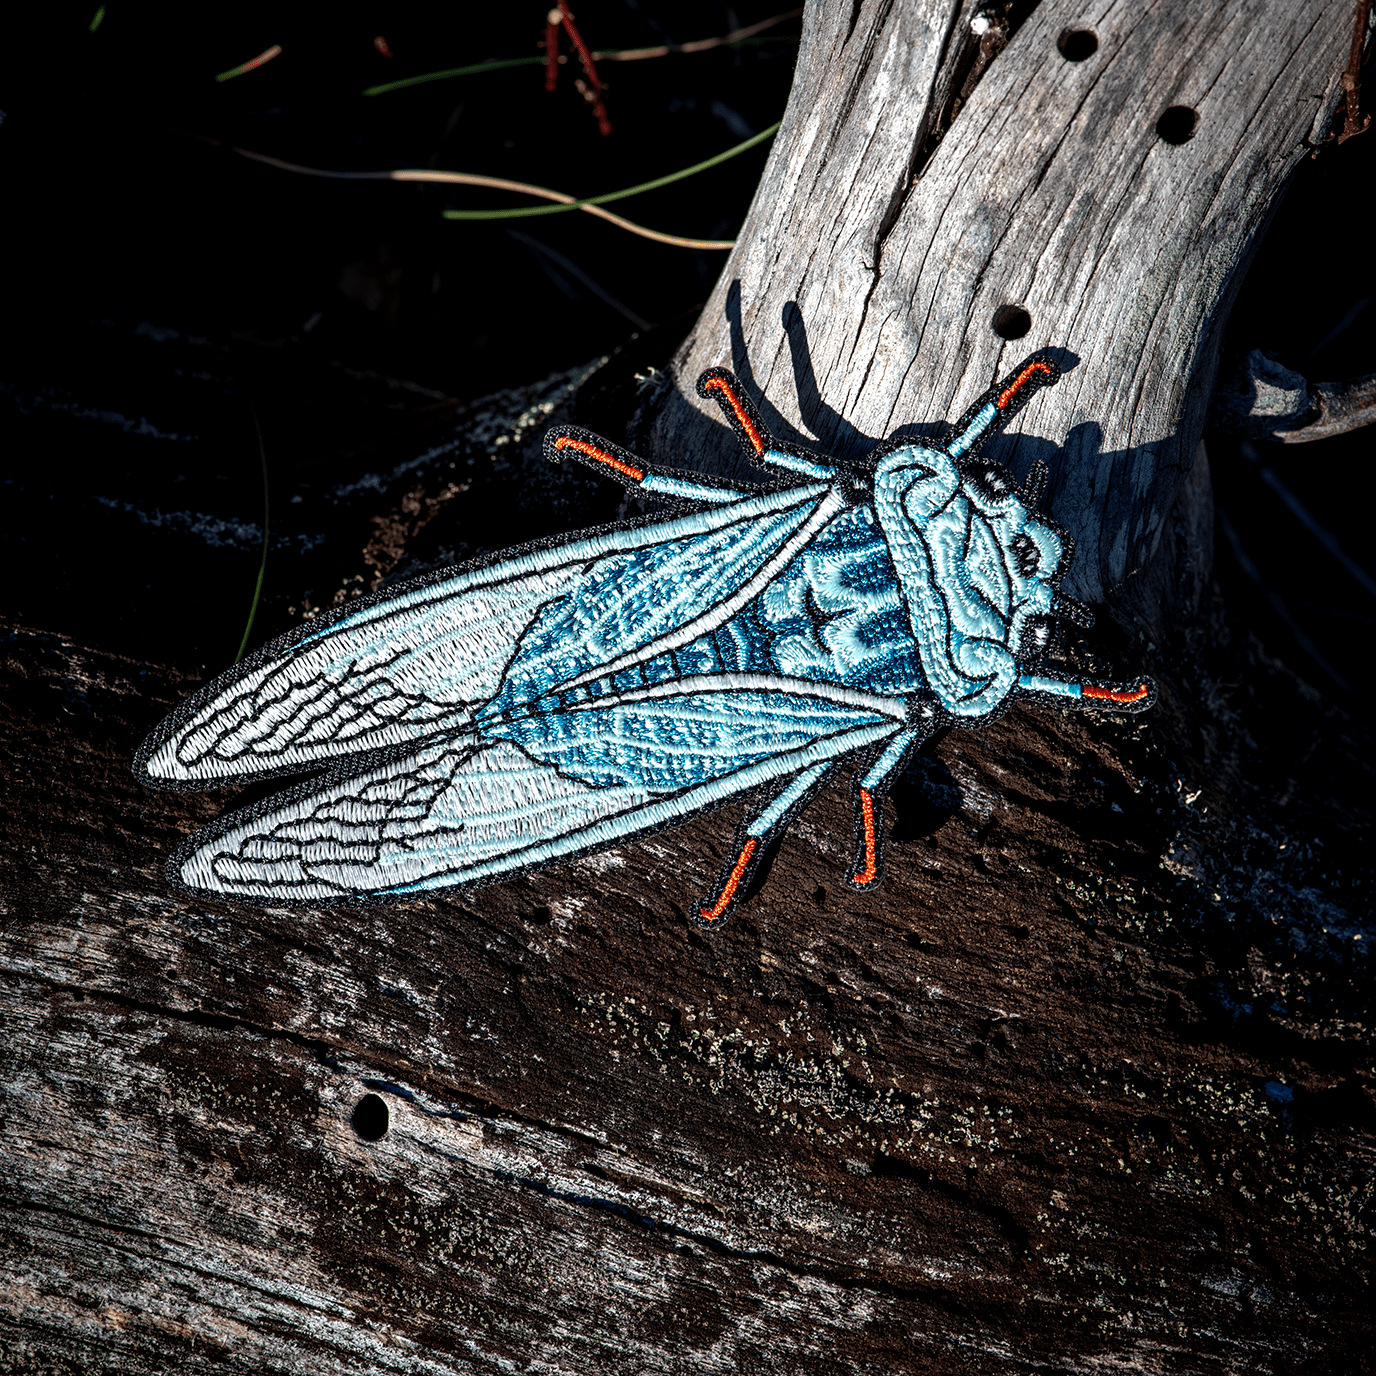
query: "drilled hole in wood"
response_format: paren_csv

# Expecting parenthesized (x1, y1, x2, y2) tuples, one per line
(1155, 106, 1198, 145)
(992, 305, 1031, 340)
(1057, 29, 1098, 61)
(351, 1093, 389, 1141)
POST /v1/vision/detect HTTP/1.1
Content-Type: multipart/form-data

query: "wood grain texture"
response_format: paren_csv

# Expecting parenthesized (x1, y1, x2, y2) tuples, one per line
(644, 0, 1351, 603)
(2, 598, 1372, 1371)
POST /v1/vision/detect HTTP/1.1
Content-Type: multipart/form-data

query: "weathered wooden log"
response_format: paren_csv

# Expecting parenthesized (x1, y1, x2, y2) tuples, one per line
(4, 600, 1373, 1371)
(3, 2, 1373, 1373)
(643, 0, 1351, 610)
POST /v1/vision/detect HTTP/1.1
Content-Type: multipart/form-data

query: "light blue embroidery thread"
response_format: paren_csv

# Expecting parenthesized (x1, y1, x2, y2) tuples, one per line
(135, 353, 1155, 926)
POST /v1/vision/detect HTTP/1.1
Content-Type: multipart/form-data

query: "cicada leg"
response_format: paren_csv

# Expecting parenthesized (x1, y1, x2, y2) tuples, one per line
(696, 760, 833, 927)
(696, 368, 838, 481)
(1017, 672, 1156, 710)
(848, 726, 927, 891)
(545, 430, 754, 505)
(946, 352, 1062, 460)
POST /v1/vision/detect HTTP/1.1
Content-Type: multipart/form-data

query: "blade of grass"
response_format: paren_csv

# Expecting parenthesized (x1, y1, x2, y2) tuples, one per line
(440, 121, 779, 221)
(596, 8, 802, 61)
(362, 9, 801, 97)
(216, 44, 283, 83)
(1256, 464, 1376, 600)
(1217, 507, 1352, 695)
(234, 401, 269, 664)
(364, 55, 544, 98)
(209, 129, 772, 248)
(506, 229, 651, 329)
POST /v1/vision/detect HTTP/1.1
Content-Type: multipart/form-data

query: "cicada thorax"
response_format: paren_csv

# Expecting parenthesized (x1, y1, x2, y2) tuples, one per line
(871, 444, 1057, 719)
(868, 355, 1071, 722)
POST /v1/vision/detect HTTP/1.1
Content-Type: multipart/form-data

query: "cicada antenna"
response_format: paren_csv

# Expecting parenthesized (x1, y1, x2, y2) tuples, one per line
(947, 351, 1063, 461)
(697, 368, 838, 481)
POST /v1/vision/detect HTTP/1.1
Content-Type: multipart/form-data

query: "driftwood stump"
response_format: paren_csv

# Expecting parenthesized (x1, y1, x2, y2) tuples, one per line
(2, 2, 1372, 1372)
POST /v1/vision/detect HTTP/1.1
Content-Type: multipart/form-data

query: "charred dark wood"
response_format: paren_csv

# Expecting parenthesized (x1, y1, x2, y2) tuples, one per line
(2, 591, 1372, 1371)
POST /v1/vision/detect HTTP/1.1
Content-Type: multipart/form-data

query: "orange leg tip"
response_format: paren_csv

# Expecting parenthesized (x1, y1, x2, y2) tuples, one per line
(996, 360, 1055, 410)
(699, 837, 757, 922)
(852, 789, 879, 886)
(702, 376, 766, 456)
(1083, 682, 1150, 703)
(553, 435, 644, 481)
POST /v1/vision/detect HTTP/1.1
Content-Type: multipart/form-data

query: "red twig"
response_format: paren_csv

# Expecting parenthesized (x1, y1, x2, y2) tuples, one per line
(545, 1, 612, 136)
(544, 9, 561, 92)
(1337, 0, 1372, 144)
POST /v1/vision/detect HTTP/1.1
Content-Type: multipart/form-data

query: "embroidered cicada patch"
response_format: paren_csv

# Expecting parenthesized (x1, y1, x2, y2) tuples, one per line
(135, 351, 1155, 924)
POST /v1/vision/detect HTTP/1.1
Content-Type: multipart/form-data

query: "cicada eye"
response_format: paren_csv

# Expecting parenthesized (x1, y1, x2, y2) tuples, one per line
(1011, 532, 1041, 577)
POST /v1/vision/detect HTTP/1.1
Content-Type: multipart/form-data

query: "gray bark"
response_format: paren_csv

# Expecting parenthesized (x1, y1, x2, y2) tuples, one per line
(1214, 348, 1376, 442)
(644, 0, 1350, 605)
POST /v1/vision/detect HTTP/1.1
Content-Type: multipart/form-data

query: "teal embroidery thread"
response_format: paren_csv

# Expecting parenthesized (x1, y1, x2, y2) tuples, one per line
(135, 353, 1155, 925)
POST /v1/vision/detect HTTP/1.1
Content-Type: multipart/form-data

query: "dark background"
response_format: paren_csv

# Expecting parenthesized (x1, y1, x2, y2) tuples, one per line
(2, 0, 1373, 707)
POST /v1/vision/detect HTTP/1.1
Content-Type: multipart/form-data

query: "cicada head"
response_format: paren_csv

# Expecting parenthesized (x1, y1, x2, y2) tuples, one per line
(873, 442, 1068, 720)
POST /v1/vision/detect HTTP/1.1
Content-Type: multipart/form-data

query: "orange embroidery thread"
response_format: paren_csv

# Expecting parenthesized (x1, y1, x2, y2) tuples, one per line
(554, 435, 645, 481)
(997, 360, 1054, 410)
(852, 788, 878, 885)
(700, 838, 757, 921)
(702, 375, 766, 456)
(1083, 682, 1150, 703)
